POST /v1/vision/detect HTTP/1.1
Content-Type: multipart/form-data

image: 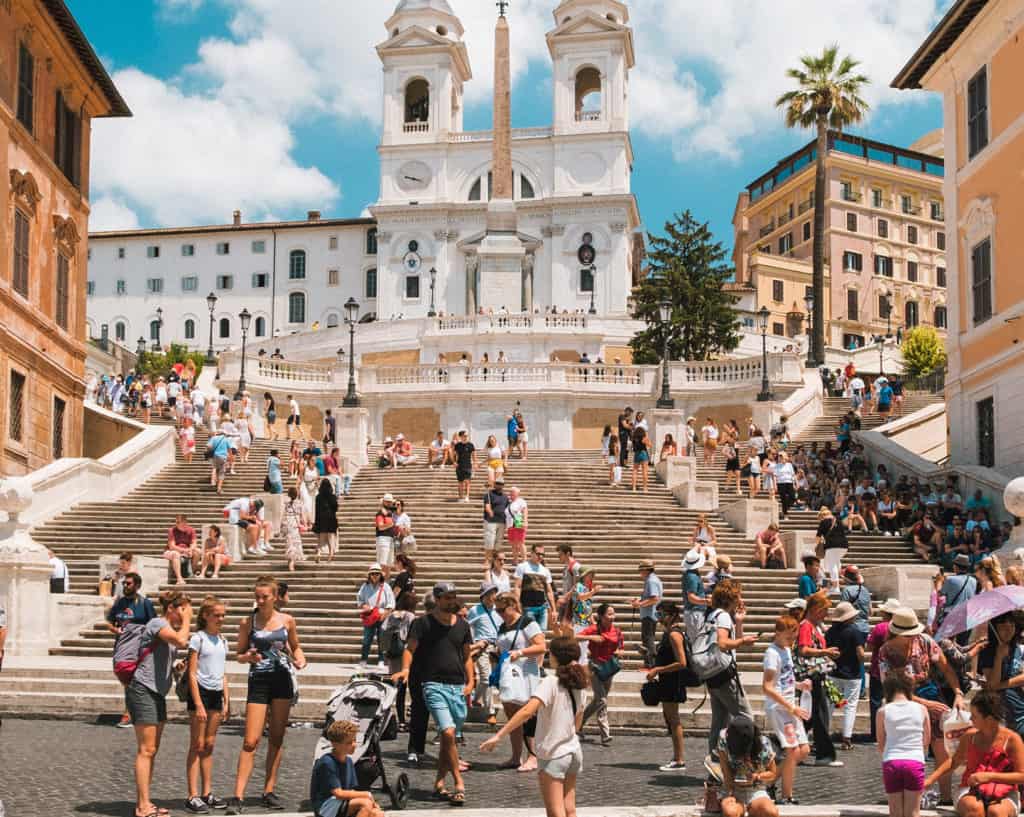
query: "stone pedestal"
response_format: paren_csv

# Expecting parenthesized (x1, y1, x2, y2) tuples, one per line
(861, 565, 937, 614)
(478, 201, 525, 312)
(652, 410, 687, 459)
(256, 492, 284, 538)
(655, 456, 698, 491)
(672, 480, 719, 511)
(0, 478, 53, 656)
(782, 531, 817, 568)
(719, 498, 779, 540)
(995, 477, 1024, 565)
(336, 407, 370, 467)
(98, 554, 165, 597)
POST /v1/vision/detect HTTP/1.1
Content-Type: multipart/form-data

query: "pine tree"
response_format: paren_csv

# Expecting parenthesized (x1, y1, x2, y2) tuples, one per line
(630, 211, 740, 364)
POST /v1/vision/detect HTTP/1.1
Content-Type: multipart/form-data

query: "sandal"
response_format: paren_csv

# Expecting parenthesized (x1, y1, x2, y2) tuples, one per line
(496, 759, 520, 770)
(433, 784, 452, 801)
(137, 809, 171, 817)
(450, 790, 465, 807)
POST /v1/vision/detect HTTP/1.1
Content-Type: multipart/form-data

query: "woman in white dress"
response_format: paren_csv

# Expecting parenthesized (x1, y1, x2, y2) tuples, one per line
(236, 413, 253, 465)
(299, 454, 319, 520)
(283, 487, 307, 571)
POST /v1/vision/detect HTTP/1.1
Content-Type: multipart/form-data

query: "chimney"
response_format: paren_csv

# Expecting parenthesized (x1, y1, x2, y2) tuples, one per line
(232, 210, 241, 226)
(307, 210, 321, 222)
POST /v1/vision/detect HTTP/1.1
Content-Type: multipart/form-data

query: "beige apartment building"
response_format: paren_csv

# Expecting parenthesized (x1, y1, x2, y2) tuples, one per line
(894, 0, 1024, 475)
(733, 131, 948, 350)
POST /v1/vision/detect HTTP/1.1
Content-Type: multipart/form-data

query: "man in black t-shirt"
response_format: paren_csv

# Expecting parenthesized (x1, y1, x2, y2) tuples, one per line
(617, 407, 633, 467)
(452, 430, 477, 503)
(394, 582, 473, 803)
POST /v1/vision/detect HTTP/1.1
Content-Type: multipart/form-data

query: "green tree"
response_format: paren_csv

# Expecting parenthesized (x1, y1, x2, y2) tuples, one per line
(901, 326, 947, 377)
(776, 44, 870, 365)
(137, 343, 206, 381)
(630, 211, 740, 364)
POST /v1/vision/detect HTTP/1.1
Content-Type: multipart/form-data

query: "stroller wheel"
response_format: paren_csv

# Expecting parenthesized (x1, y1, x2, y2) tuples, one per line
(389, 772, 410, 810)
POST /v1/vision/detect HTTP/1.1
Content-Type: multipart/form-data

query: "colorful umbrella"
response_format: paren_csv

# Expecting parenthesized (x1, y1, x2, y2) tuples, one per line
(934, 585, 1024, 640)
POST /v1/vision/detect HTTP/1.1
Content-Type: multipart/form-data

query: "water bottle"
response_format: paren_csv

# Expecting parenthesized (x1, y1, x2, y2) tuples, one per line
(920, 786, 940, 810)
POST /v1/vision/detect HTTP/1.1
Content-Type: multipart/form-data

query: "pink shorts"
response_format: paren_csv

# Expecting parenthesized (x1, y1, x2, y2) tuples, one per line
(507, 527, 527, 545)
(883, 759, 925, 793)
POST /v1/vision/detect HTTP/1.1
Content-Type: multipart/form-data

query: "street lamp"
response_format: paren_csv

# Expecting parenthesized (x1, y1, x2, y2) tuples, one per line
(803, 293, 815, 369)
(153, 307, 164, 351)
(757, 305, 774, 402)
(427, 267, 437, 318)
(343, 297, 360, 407)
(587, 265, 597, 315)
(878, 294, 892, 376)
(234, 308, 252, 401)
(205, 292, 218, 364)
(656, 298, 675, 409)
(136, 336, 146, 375)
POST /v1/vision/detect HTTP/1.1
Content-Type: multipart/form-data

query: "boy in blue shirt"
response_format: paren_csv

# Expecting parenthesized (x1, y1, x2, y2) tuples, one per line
(310, 720, 382, 817)
(798, 555, 820, 598)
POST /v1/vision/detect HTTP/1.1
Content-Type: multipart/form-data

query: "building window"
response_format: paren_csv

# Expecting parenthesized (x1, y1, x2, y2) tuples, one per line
(12, 209, 30, 297)
(846, 213, 857, 232)
(116, 279, 127, 295)
(907, 225, 918, 245)
(365, 268, 377, 299)
(86, 280, 95, 296)
(17, 43, 34, 133)
(802, 221, 811, 242)
(146, 278, 164, 294)
(329, 236, 338, 251)
(930, 201, 943, 221)
(968, 66, 989, 159)
(184, 319, 196, 340)
(181, 276, 198, 292)
(843, 251, 863, 272)
(878, 294, 891, 319)
(56, 254, 70, 330)
(574, 66, 603, 121)
(182, 244, 195, 257)
(771, 280, 784, 302)
(216, 242, 230, 255)
(469, 178, 482, 201)
(971, 238, 993, 325)
(878, 219, 888, 238)
(907, 261, 918, 282)
(252, 240, 266, 254)
(254, 316, 266, 337)
(874, 255, 893, 277)
(937, 231, 946, 251)
(54, 91, 81, 187)
(580, 266, 595, 293)
(405, 275, 421, 299)
(905, 300, 919, 328)
(521, 175, 536, 199)
(147, 246, 160, 259)
(216, 275, 233, 290)
(840, 181, 855, 201)
(937, 266, 947, 288)
(366, 229, 378, 255)
(219, 317, 230, 338)
(251, 273, 268, 289)
(118, 247, 125, 259)
(843, 333, 865, 349)
(934, 306, 947, 329)
(778, 233, 793, 255)
(8, 370, 25, 444)
(115, 321, 126, 342)
(759, 245, 771, 255)
(51, 394, 66, 458)
(847, 289, 859, 321)
(404, 78, 430, 125)
(149, 319, 161, 341)
(326, 313, 340, 328)
(977, 396, 995, 467)
(289, 249, 306, 280)
(772, 322, 785, 336)
(871, 188, 883, 208)
(288, 292, 306, 324)
(328, 269, 339, 286)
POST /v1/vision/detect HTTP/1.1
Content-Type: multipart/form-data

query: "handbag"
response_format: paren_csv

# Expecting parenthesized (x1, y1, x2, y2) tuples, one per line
(360, 585, 385, 627)
(640, 680, 661, 706)
(263, 475, 272, 492)
(592, 655, 621, 682)
(971, 734, 1016, 804)
(497, 618, 533, 703)
(174, 634, 202, 703)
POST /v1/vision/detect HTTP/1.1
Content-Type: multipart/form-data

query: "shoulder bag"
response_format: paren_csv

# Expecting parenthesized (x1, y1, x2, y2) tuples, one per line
(591, 629, 623, 682)
(360, 585, 386, 627)
(498, 619, 535, 704)
(174, 634, 203, 703)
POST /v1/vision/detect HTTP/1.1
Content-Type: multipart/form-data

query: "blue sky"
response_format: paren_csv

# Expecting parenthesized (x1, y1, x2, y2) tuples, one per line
(69, 0, 946, 257)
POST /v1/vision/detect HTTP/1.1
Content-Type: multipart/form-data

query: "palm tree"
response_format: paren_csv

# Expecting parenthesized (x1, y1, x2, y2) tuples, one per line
(776, 45, 870, 366)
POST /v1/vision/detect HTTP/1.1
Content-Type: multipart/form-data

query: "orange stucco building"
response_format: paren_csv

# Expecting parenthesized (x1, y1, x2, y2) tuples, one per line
(0, 0, 130, 475)
(894, 0, 1024, 475)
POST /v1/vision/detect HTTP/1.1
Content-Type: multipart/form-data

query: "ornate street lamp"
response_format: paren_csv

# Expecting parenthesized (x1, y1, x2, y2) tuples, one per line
(656, 298, 675, 409)
(427, 267, 438, 318)
(136, 336, 146, 375)
(803, 293, 815, 369)
(234, 308, 252, 401)
(343, 297, 360, 407)
(205, 292, 218, 364)
(587, 265, 598, 315)
(879, 294, 892, 375)
(153, 306, 164, 351)
(757, 305, 774, 402)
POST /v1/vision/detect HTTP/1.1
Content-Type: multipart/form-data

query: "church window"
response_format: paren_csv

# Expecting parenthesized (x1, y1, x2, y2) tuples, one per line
(580, 267, 595, 293)
(521, 175, 535, 199)
(288, 292, 306, 324)
(468, 179, 482, 202)
(575, 67, 602, 122)
(366, 228, 378, 255)
(404, 79, 430, 128)
(289, 250, 306, 280)
(219, 318, 230, 338)
(405, 275, 420, 300)
(255, 316, 266, 337)
(365, 268, 378, 299)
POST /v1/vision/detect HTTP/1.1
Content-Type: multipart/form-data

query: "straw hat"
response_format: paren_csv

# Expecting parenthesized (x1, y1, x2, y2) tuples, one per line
(888, 608, 925, 637)
(637, 559, 655, 571)
(831, 601, 859, 622)
(879, 598, 903, 615)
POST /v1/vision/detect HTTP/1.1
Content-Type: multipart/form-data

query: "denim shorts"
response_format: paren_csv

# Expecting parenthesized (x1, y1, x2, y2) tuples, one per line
(422, 681, 467, 734)
(526, 605, 548, 632)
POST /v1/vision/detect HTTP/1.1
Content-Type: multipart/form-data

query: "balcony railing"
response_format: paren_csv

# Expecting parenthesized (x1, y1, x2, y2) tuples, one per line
(575, 110, 602, 122)
(449, 127, 553, 143)
(902, 205, 922, 216)
(930, 210, 945, 222)
(841, 191, 862, 202)
(403, 121, 429, 133)
(432, 314, 589, 334)
(254, 358, 334, 384)
(759, 221, 776, 237)
(798, 198, 813, 214)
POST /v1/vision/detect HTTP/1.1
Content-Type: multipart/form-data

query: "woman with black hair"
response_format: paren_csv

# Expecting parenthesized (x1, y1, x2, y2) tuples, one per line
(312, 479, 338, 563)
(715, 715, 779, 817)
(980, 613, 1024, 739)
(645, 600, 689, 772)
(481, 635, 588, 817)
(577, 603, 623, 746)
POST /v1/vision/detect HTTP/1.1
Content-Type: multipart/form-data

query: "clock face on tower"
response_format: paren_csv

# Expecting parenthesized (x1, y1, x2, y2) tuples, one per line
(396, 161, 432, 193)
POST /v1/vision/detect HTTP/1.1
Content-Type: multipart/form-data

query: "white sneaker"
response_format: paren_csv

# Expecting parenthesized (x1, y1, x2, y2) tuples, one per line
(659, 760, 686, 771)
(246, 547, 260, 555)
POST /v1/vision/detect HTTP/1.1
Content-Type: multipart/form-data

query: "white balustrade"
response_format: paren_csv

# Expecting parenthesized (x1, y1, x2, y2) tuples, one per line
(432, 314, 588, 334)
(252, 358, 334, 384)
(448, 127, 552, 144)
(402, 122, 429, 133)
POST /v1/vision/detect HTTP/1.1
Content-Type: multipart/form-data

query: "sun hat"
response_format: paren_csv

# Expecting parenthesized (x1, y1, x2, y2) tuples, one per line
(479, 581, 499, 599)
(879, 598, 903, 615)
(889, 608, 925, 637)
(381, 493, 395, 504)
(367, 563, 383, 576)
(494, 477, 505, 484)
(432, 581, 458, 598)
(784, 598, 807, 611)
(638, 559, 655, 571)
(831, 601, 859, 622)
(953, 553, 972, 569)
(681, 549, 706, 571)
(396, 433, 405, 440)
(579, 565, 596, 580)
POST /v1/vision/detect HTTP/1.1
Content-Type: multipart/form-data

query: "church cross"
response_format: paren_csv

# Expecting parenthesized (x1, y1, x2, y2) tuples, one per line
(497, 0, 509, 17)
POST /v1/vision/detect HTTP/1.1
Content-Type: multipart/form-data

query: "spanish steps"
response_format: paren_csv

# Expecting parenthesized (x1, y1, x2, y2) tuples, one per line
(0, 391, 944, 732)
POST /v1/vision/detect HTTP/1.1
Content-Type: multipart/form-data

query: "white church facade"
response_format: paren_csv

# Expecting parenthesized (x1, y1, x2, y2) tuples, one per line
(85, 0, 643, 356)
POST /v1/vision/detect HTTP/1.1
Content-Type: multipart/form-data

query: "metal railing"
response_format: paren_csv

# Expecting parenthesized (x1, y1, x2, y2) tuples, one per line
(902, 367, 946, 394)
(759, 221, 776, 237)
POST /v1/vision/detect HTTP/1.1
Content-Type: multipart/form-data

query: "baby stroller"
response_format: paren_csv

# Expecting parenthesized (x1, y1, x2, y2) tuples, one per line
(315, 675, 410, 810)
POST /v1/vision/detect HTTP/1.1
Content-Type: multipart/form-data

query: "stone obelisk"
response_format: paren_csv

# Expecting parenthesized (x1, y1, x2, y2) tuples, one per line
(477, 2, 525, 312)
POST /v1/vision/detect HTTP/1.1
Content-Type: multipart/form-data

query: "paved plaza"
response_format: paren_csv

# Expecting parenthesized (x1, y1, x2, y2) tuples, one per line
(0, 717, 912, 816)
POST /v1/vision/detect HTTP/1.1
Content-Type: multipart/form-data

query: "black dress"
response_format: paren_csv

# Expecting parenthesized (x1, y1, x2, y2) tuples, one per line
(656, 625, 688, 703)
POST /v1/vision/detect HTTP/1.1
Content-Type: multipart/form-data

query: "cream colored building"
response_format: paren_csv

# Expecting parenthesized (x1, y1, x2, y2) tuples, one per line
(733, 132, 947, 351)
(894, 0, 1024, 475)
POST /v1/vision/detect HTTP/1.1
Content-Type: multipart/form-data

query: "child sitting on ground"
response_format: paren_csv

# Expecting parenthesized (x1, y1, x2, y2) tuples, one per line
(310, 720, 383, 817)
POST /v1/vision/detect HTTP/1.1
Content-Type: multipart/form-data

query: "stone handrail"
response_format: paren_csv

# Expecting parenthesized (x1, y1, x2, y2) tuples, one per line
(253, 358, 333, 383)
(360, 363, 655, 393)
(430, 314, 590, 334)
(448, 126, 553, 143)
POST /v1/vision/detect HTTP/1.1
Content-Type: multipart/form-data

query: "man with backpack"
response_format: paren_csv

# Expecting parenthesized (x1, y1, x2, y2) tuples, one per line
(106, 572, 157, 728)
(940, 554, 978, 644)
(467, 583, 501, 725)
(207, 430, 231, 494)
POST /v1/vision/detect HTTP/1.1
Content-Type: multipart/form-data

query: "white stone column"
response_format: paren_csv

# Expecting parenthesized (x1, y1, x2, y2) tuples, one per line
(0, 478, 54, 656)
(336, 407, 370, 467)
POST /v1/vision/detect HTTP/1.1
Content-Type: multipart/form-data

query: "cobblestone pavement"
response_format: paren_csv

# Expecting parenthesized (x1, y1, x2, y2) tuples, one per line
(0, 718, 909, 816)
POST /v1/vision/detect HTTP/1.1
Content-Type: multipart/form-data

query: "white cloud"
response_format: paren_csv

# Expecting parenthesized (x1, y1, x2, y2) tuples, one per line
(89, 197, 142, 232)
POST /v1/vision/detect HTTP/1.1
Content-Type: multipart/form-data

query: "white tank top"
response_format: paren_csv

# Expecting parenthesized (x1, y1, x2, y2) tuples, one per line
(882, 699, 926, 763)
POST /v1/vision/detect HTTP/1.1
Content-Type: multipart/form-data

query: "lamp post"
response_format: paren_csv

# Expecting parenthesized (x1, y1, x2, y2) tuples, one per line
(153, 307, 164, 352)
(757, 305, 774, 402)
(234, 308, 251, 401)
(136, 336, 146, 376)
(878, 294, 892, 376)
(427, 267, 437, 318)
(343, 297, 360, 407)
(656, 298, 675, 409)
(803, 293, 815, 369)
(587, 265, 597, 315)
(205, 292, 218, 364)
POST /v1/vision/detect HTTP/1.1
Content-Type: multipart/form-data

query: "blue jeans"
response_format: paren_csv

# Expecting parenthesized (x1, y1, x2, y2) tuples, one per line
(526, 604, 548, 632)
(422, 682, 467, 734)
(361, 622, 382, 663)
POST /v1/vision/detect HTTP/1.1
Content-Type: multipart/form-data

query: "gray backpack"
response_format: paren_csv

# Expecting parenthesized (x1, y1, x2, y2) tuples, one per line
(688, 609, 735, 686)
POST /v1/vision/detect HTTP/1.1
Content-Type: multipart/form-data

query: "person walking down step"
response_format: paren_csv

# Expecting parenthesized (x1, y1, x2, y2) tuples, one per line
(631, 559, 662, 669)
